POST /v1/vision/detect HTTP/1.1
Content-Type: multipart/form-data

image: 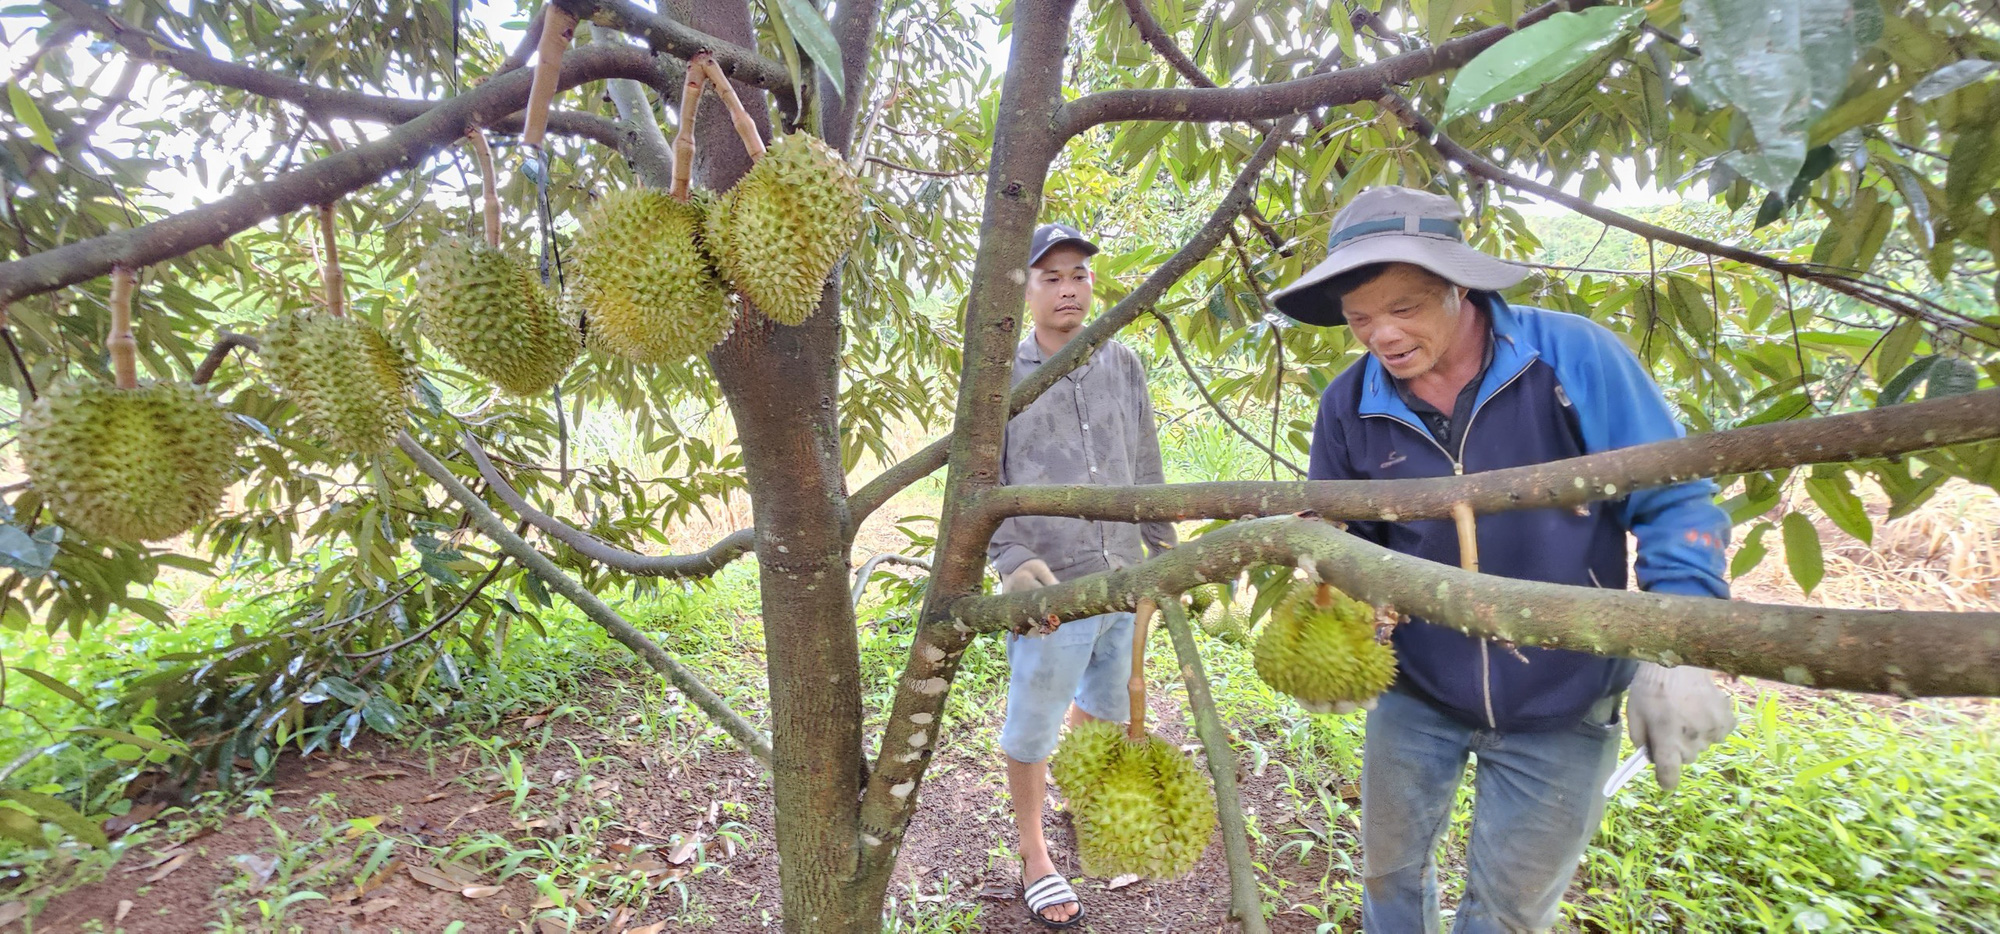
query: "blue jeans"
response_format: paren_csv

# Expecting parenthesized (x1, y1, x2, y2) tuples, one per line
(998, 612, 1134, 763)
(1361, 687, 1622, 933)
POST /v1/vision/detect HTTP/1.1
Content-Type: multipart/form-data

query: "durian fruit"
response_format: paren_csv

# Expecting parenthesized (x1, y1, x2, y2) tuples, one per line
(1253, 584, 1397, 708)
(259, 311, 417, 454)
(571, 189, 734, 362)
(19, 380, 238, 542)
(704, 132, 865, 325)
(414, 238, 578, 395)
(1197, 599, 1251, 645)
(1049, 720, 1216, 879)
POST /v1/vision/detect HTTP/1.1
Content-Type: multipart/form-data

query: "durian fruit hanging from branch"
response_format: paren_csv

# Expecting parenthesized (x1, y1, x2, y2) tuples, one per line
(1253, 581, 1398, 710)
(1048, 599, 1217, 879)
(413, 128, 578, 397)
(258, 202, 418, 454)
(20, 266, 239, 542)
(698, 53, 865, 327)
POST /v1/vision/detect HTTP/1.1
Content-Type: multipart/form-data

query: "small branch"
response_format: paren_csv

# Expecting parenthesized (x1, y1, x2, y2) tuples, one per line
(863, 156, 979, 178)
(672, 61, 709, 201)
(974, 387, 2000, 525)
(108, 265, 137, 389)
(53, 58, 141, 154)
(341, 550, 514, 659)
(521, 4, 580, 152)
(465, 128, 502, 248)
(577, 0, 796, 103)
(398, 433, 773, 761)
(1120, 0, 1214, 88)
(499, 5, 546, 75)
(1375, 92, 1995, 343)
(192, 332, 260, 386)
(952, 516, 2000, 697)
(315, 203, 345, 316)
(0, 303, 36, 399)
(1158, 600, 1267, 934)
(1151, 310, 1305, 476)
(1057, 0, 1603, 136)
(462, 433, 755, 577)
(851, 552, 930, 609)
(697, 55, 766, 161)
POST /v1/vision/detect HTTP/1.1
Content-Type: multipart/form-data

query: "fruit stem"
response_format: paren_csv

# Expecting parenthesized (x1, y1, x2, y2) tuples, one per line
(1451, 501, 1479, 573)
(1159, 599, 1270, 934)
(466, 128, 502, 249)
(672, 57, 712, 201)
(1128, 597, 1155, 742)
(108, 265, 138, 390)
(697, 55, 767, 163)
(316, 202, 346, 317)
(520, 3, 578, 153)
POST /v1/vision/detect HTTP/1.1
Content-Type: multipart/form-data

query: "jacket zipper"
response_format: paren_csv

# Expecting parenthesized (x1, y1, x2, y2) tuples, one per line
(1361, 363, 1532, 731)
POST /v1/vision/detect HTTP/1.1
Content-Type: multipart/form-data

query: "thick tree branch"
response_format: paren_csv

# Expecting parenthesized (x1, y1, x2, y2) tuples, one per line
(565, 0, 794, 105)
(463, 434, 755, 578)
(1375, 92, 1995, 342)
(1056, 0, 1601, 137)
(953, 516, 2000, 697)
(397, 433, 773, 762)
(1120, 0, 1215, 88)
(191, 332, 259, 386)
(0, 45, 659, 306)
(976, 388, 2000, 524)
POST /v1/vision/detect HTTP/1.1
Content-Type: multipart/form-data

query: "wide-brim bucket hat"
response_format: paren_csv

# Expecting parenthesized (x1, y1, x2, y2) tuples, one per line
(1269, 186, 1527, 326)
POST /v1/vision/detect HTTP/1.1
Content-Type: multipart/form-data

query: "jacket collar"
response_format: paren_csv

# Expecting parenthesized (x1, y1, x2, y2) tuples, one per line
(1019, 327, 1098, 370)
(1356, 292, 1540, 423)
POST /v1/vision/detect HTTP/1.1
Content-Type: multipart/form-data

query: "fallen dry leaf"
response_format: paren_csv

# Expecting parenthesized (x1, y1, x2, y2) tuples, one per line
(511, 818, 549, 831)
(0, 903, 26, 926)
(126, 845, 186, 874)
(626, 922, 669, 934)
(145, 851, 192, 882)
(437, 861, 483, 885)
(537, 919, 573, 934)
(233, 852, 280, 888)
(667, 832, 704, 866)
(608, 905, 633, 929)
(976, 878, 1015, 901)
(406, 864, 462, 891)
(357, 768, 410, 782)
(114, 900, 133, 923)
(420, 791, 453, 803)
(462, 884, 504, 899)
(1107, 873, 1141, 890)
(104, 800, 166, 835)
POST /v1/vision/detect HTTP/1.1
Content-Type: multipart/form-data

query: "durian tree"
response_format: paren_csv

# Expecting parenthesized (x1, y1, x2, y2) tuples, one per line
(4, 0, 2000, 929)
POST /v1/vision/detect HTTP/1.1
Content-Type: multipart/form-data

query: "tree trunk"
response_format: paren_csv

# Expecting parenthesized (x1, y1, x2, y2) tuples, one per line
(685, 0, 872, 929)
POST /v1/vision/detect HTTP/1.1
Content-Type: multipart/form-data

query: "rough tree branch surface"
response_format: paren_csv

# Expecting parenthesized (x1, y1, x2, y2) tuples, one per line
(952, 516, 2000, 697)
(977, 389, 2000, 524)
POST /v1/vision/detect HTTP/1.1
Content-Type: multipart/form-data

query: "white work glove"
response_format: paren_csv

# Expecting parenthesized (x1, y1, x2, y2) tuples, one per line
(1001, 558, 1058, 594)
(1626, 662, 1736, 792)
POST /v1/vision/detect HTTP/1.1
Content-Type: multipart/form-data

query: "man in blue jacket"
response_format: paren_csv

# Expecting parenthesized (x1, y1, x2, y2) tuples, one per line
(1269, 186, 1738, 933)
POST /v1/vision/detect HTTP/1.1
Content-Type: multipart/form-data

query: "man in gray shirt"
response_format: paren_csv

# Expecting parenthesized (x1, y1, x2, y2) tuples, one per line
(990, 222, 1176, 928)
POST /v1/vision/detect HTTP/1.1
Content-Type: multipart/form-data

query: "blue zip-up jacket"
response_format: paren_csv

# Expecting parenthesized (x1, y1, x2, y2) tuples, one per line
(1308, 295, 1731, 733)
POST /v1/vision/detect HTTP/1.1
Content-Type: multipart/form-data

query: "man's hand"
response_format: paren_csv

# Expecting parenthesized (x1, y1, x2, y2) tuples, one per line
(1627, 663, 1736, 792)
(1298, 697, 1376, 716)
(1001, 559, 1058, 594)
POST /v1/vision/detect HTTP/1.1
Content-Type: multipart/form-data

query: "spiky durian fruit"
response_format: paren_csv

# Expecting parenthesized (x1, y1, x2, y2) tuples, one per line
(1253, 584, 1397, 708)
(19, 380, 238, 542)
(704, 132, 865, 325)
(572, 190, 734, 362)
(1049, 720, 1216, 880)
(260, 312, 416, 454)
(414, 238, 578, 395)
(1198, 599, 1251, 645)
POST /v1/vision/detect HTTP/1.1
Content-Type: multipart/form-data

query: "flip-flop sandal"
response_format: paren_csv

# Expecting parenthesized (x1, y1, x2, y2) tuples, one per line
(1023, 872, 1085, 929)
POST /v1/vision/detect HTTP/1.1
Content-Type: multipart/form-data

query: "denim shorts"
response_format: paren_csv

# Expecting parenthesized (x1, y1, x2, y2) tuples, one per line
(997, 612, 1135, 763)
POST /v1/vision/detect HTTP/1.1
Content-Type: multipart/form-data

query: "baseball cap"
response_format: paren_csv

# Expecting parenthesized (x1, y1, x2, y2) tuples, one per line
(1269, 186, 1527, 326)
(1028, 222, 1100, 267)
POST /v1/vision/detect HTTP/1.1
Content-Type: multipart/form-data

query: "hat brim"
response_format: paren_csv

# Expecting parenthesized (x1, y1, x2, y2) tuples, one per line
(1029, 236, 1100, 267)
(1269, 236, 1526, 326)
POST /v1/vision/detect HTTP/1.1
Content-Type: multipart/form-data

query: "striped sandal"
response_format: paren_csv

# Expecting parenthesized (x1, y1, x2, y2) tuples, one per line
(1023, 872, 1085, 928)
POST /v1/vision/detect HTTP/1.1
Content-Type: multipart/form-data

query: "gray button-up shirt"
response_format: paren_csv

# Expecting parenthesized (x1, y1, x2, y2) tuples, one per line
(988, 330, 1177, 582)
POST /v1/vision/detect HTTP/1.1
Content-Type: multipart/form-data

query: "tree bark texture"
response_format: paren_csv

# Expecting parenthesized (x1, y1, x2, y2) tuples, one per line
(975, 389, 2000, 525)
(854, 0, 1079, 893)
(950, 516, 2000, 697)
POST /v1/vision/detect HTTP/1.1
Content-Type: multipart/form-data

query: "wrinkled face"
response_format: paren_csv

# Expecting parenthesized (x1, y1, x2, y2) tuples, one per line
(1340, 264, 1465, 381)
(1026, 245, 1094, 336)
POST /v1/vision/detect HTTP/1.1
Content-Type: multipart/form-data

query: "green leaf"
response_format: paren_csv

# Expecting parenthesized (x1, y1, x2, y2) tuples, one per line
(1730, 521, 1773, 578)
(1805, 476, 1871, 544)
(1872, 319, 1923, 383)
(0, 791, 108, 847)
(1442, 7, 1644, 122)
(1876, 354, 1939, 406)
(6, 82, 56, 154)
(1781, 511, 1825, 596)
(10, 666, 89, 708)
(310, 676, 369, 707)
(1944, 89, 2000, 225)
(769, 0, 846, 99)
(1911, 59, 1999, 103)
